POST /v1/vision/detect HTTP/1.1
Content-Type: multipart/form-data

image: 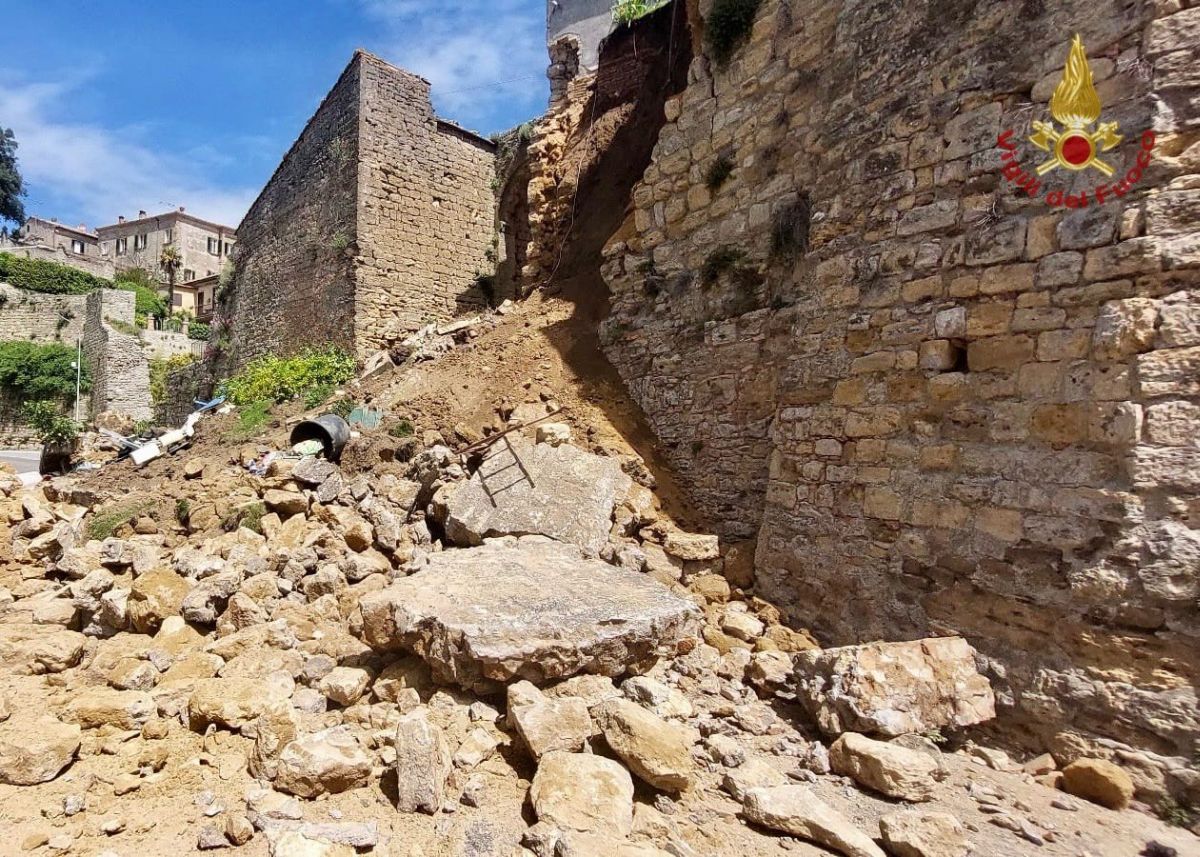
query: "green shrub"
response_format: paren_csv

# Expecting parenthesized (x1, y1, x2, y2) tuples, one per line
(330, 398, 355, 420)
(705, 155, 734, 190)
(174, 498, 191, 524)
(115, 269, 167, 319)
(221, 347, 355, 406)
(224, 501, 266, 534)
(0, 251, 111, 294)
(611, 0, 669, 25)
(389, 419, 414, 438)
(187, 322, 210, 341)
(0, 341, 89, 399)
(303, 383, 334, 410)
(23, 400, 80, 446)
(705, 0, 763, 67)
(1156, 797, 1195, 828)
(148, 354, 196, 409)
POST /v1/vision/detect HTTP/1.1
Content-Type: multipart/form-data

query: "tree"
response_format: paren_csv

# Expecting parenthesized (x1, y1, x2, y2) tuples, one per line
(159, 244, 182, 313)
(0, 127, 27, 229)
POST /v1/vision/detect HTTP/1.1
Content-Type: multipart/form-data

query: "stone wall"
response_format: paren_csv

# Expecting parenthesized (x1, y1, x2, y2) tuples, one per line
(224, 54, 362, 366)
(0, 283, 87, 344)
(223, 51, 496, 368)
(83, 289, 152, 422)
(602, 0, 1199, 800)
(354, 57, 497, 353)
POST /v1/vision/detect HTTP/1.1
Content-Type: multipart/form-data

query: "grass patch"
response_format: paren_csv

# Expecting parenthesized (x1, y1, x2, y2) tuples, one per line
(88, 501, 154, 541)
(1156, 797, 1195, 828)
(389, 419, 414, 438)
(227, 399, 272, 441)
(705, 0, 764, 68)
(303, 383, 335, 410)
(705, 155, 734, 191)
(223, 501, 266, 535)
(174, 498, 191, 525)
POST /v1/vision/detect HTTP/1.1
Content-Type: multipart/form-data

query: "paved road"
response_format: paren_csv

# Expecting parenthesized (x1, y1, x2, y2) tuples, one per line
(0, 449, 41, 475)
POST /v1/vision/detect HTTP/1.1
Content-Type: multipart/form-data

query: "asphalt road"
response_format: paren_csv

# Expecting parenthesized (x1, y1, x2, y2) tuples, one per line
(0, 448, 41, 475)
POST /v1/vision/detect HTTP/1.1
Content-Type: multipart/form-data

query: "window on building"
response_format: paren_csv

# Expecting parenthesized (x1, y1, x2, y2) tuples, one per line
(184, 269, 196, 282)
(164, 228, 173, 244)
(134, 233, 147, 251)
(207, 237, 220, 255)
(173, 293, 183, 306)
(71, 239, 85, 255)
(115, 237, 128, 255)
(224, 242, 234, 256)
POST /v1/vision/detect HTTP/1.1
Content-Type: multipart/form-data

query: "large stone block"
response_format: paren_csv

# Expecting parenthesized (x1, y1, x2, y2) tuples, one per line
(359, 537, 701, 692)
(793, 637, 995, 738)
(439, 436, 631, 554)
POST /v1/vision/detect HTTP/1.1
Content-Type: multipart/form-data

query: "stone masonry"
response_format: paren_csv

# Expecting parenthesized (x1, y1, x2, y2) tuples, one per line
(224, 51, 496, 367)
(601, 0, 1199, 799)
(82, 289, 152, 422)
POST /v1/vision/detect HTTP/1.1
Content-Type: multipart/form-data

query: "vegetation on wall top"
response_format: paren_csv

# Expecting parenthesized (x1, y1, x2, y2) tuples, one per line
(0, 251, 112, 295)
(114, 268, 168, 323)
(0, 340, 90, 400)
(220, 346, 355, 406)
(611, 0, 670, 26)
(705, 0, 764, 67)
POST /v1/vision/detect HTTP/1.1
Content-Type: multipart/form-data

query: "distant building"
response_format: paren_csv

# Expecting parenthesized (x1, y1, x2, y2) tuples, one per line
(546, 0, 614, 71)
(96, 208, 236, 288)
(174, 273, 218, 322)
(1, 216, 114, 279)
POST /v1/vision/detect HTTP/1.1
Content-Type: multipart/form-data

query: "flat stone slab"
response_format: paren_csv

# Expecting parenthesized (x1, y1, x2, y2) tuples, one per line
(360, 537, 701, 693)
(440, 436, 631, 554)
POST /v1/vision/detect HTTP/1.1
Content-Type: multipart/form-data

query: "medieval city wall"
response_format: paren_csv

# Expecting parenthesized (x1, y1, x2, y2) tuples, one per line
(602, 0, 1199, 798)
(223, 54, 363, 366)
(354, 55, 497, 354)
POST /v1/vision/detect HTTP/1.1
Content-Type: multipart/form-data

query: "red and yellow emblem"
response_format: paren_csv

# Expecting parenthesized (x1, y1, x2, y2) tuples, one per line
(1030, 35, 1122, 176)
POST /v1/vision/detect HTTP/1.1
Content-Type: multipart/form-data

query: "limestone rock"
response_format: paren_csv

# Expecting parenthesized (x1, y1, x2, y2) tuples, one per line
(662, 530, 719, 561)
(66, 690, 155, 730)
(530, 751, 635, 836)
(452, 727, 499, 769)
(266, 830, 354, 857)
(742, 785, 885, 857)
(393, 709, 451, 813)
(879, 811, 969, 857)
(189, 678, 288, 731)
(793, 637, 995, 737)
(593, 698, 694, 792)
(274, 727, 371, 798)
(0, 715, 81, 785)
(318, 667, 371, 706)
(1061, 758, 1134, 809)
(264, 489, 308, 516)
(829, 732, 938, 802)
(359, 537, 700, 692)
(509, 683, 594, 760)
(0, 625, 86, 674)
(439, 436, 631, 553)
(128, 568, 192, 633)
(722, 757, 789, 802)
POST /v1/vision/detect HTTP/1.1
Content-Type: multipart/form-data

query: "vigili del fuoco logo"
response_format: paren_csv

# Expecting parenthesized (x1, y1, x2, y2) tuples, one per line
(996, 34, 1155, 208)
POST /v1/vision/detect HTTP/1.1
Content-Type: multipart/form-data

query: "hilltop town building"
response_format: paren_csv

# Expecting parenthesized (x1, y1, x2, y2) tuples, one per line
(223, 50, 496, 366)
(1, 216, 114, 279)
(97, 208, 236, 291)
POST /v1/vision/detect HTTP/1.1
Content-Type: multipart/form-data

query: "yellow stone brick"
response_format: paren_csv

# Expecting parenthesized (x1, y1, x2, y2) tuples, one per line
(976, 507, 1024, 542)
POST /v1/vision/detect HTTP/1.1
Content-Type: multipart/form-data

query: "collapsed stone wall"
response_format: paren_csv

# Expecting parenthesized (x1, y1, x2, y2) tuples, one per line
(83, 289, 152, 422)
(602, 0, 1199, 799)
(223, 51, 496, 368)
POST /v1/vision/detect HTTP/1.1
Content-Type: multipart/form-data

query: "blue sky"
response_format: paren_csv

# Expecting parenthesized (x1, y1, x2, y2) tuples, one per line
(0, 0, 550, 230)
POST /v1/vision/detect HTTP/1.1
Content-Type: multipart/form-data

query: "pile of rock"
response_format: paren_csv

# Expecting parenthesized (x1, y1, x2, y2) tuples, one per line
(0, 424, 1187, 856)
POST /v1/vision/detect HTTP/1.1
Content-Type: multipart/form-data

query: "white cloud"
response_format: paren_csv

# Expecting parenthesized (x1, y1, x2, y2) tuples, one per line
(358, 0, 548, 130)
(0, 74, 256, 229)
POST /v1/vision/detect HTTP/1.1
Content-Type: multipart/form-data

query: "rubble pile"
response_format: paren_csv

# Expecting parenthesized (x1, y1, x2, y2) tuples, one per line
(0, 407, 1194, 856)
